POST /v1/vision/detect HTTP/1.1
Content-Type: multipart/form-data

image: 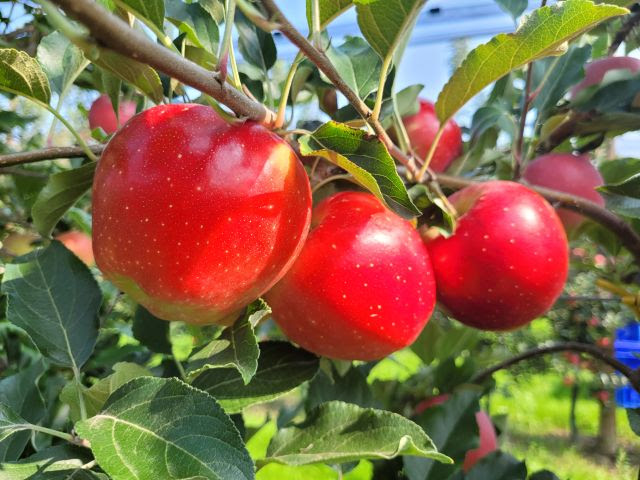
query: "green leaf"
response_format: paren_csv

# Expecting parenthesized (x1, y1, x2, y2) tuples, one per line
(306, 0, 354, 30)
(529, 470, 561, 480)
(298, 121, 420, 218)
(236, 10, 277, 72)
(187, 302, 265, 384)
(119, 0, 165, 31)
(192, 341, 319, 414)
(132, 305, 172, 354)
(76, 377, 254, 480)
(469, 103, 517, 141)
(0, 403, 32, 442)
(60, 362, 152, 422)
(404, 390, 480, 480)
(36, 32, 86, 96)
(0, 360, 47, 461)
(532, 44, 592, 119)
(0, 445, 104, 480)
(449, 451, 527, 480)
(92, 50, 163, 103)
(31, 162, 96, 238)
(262, 401, 450, 466)
(601, 191, 640, 219)
(0, 48, 51, 104)
(572, 70, 640, 113)
(627, 408, 640, 436)
(1, 241, 101, 368)
(600, 173, 640, 198)
(166, 1, 220, 53)
(307, 366, 376, 410)
(354, 0, 426, 65)
(410, 318, 480, 365)
(325, 36, 381, 100)
(494, 0, 528, 20)
(600, 157, 640, 184)
(435, 0, 628, 122)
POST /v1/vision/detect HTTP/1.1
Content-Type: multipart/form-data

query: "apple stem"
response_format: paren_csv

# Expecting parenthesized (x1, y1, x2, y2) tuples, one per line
(514, 63, 534, 179)
(275, 53, 304, 129)
(371, 55, 394, 123)
(417, 126, 445, 181)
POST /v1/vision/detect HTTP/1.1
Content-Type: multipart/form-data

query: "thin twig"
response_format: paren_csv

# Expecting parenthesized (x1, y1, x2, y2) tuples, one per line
(471, 341, 640, 393)
(514, 63, 534, 179)
(0, 145, 104, 168)
(608, 8, 640, 56)
(50, 0, 275, 125)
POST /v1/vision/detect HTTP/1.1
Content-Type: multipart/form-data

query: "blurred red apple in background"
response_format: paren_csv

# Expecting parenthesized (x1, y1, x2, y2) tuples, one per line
(570, 56, 640, 98)
(402, 99, 462, 172)
(523, 153, 604, 232)
(88, 94, 137, 134)
(56, 231, 94, 266)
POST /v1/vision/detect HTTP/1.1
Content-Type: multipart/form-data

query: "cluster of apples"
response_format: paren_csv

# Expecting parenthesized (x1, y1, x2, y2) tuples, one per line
(89, 57, 623, 362)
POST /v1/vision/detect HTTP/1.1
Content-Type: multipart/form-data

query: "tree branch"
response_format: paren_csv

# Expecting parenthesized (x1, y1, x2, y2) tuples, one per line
(0, 145, 104, 168)
(49, 0, 275, 125)
(436, 172, 640, 264)
(471, 341, 640, 393)
(259, 0, 421, 176)
(608, 7, 640, 56)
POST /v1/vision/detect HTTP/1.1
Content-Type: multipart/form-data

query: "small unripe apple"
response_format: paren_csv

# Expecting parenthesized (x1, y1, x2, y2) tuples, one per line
(523, 153, 604, 232)
(56, 231, 94, 266)
(402, 99, 463, 172)
(570, 56, 640, 98)
(93, 104, 312, 325)
(425, 181, 568, 330)
(1, 233, 38, 257)
(88, 94, 137, 134)
(265, 192, 436, 361)
(414, 395, 498, 472)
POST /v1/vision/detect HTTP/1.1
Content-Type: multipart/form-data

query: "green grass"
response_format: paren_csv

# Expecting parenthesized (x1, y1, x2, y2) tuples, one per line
(490, 371, 639, 480)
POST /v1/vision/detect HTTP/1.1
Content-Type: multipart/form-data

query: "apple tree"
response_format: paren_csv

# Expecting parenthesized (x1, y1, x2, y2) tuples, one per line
(0, 0, 639, 479)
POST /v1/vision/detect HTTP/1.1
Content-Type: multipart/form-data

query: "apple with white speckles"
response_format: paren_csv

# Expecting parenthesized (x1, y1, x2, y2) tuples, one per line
(401, 99, 463, 172)
(92, 104, 312, 325)
(424, 181, 568, 330)
(523, 153, 604, 232)
(88, 94, 137, 134)
(265, 191, 436, 361)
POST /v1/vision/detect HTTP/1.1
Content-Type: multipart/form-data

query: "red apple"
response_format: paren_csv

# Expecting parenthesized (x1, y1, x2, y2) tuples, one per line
(425, 181, 568, 330)
(92, 104, 312, 325)
(414, 395, 498, 472)
(402, 99, 463, 172)
(88, 94, 137, 134)
(570, 56, 640, 98)
(523, 153, 605, 232)
(265, 192, 436, 361)
(56, 231, 94, 266)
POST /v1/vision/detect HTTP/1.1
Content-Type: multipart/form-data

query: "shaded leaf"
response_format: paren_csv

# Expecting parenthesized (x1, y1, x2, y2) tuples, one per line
(92, 50, 163, 103)
(132, 305, 172, 354)
(32, 162, 96, 238)
(404, 390, 480, 480)
(166, 1, 219, 54)
(410, 318, 480, 365)
(36, 32, 86, 96)
(494, 0, 528, 20)
(448, 451, 527, 480)
(76, 377, 254, 480)
(0, 404, 32, 442)
(298, 121, 420, 218)
(236, 10, 277, 72)
(0, 360, 47, 461)
(601, 191, 640, 218)
(60, 362, 152, 422)
(529, 470, 561, 480)
(0, 445, 103, 480)
(307, 366, 376, 410)
(435, 0, 627, 122)
(0, 48, 50, 104)
(306, 0, 354, 29)
(192, 341, 319, 414)
(627, 408, 640, 436)
(1, 242, 101, 368)
(325, 36, 381, 100)
(263, 401, 450, 466)
(188, 302, 266, 384)
(354, 0, 426, 65)
(120, 0, 165, 31)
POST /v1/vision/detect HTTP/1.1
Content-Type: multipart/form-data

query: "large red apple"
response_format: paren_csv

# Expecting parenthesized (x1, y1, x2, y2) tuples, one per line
(425, 181, 568, 330)
(414, 395, 498, 472)
(56, 231, 94, 266)
(88, 94, 137, 134)
(265, 192, 436, 361)
(92, 104, 312, 325)
(523, 153, 604, 232)
(402, 99, 462, 172)
(570, 56, 640, 98)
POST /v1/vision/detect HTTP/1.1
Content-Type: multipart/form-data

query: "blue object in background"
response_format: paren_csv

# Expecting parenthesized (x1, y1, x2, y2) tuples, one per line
(614, 323, 640, 408)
